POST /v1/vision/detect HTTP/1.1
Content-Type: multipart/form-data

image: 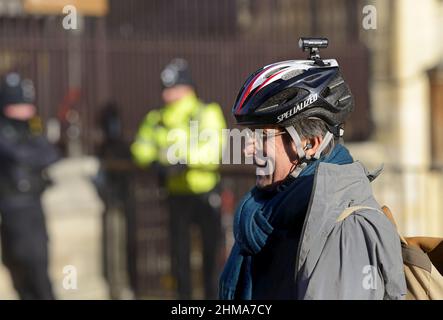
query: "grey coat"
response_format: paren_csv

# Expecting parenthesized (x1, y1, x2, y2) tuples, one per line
(295, 161, 406, 299)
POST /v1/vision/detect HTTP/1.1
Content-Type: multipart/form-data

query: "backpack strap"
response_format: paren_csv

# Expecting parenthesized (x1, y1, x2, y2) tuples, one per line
(337, 205, 409, 244)
(336, 205, 383, 222)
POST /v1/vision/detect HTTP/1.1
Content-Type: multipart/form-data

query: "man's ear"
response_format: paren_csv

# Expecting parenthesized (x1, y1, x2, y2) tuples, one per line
(305, 136, 323, 158)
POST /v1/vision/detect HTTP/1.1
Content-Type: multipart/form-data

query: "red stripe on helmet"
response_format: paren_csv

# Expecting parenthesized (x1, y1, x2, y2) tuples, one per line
(235, 67, 271, 113)
(253, 69, 287, 94)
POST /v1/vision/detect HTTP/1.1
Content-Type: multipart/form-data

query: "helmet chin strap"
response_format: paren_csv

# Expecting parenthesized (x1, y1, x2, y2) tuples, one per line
(285, 126, 334, 178)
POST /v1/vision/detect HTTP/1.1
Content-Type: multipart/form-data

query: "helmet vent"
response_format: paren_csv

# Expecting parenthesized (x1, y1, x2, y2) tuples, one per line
(336, 95, 352, 105)
(263, 66, 289, 79)
(328, 79, 345, 90)
(304, 74, 322, 82)
(281, 69, 304, 81)
(320, 86, 330, 98)
(256, 88, 306, 113)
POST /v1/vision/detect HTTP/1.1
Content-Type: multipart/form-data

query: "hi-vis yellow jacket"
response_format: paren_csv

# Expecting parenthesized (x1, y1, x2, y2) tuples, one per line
(131, 92, 226, 195)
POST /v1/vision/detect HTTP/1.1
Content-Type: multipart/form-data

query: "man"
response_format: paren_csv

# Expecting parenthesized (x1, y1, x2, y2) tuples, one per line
(131, 58, 226, 299)
(219, 39, 406, 299)
(0, 72, 60, 299)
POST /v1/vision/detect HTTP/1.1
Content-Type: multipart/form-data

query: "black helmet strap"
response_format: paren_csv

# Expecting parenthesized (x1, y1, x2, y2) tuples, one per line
(326, 123, 344, 138)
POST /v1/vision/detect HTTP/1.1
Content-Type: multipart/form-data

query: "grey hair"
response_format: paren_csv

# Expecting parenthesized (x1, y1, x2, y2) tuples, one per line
(283, 117, 336, 157)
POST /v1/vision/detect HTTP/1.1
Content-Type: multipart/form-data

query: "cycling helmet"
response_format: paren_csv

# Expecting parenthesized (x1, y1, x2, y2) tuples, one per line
(232, 38, 354, 137)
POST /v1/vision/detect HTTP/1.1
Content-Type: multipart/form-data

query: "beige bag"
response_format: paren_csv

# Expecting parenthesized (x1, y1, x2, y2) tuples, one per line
(400, 237, 443, 300)
(338, 205, 443, 300)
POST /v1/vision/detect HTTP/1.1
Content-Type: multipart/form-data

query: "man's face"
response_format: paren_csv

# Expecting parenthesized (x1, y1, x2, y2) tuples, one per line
(162, 85, 194, 104)
(3, 103, 36, 121)
(244, 128, 298, 190)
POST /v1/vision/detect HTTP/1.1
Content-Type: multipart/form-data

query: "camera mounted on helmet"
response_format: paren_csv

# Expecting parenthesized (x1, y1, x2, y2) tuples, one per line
(298, 37, 330, 66)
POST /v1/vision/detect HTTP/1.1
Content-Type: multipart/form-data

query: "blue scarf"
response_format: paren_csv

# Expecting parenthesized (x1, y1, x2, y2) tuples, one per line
(219, 144, 354, 299)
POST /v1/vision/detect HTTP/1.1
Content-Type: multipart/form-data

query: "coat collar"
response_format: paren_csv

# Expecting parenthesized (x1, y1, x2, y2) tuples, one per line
(296, 161, 383, 272)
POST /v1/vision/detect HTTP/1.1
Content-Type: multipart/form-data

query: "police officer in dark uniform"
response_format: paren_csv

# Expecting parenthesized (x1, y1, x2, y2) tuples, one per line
(0, 72, 59, 300)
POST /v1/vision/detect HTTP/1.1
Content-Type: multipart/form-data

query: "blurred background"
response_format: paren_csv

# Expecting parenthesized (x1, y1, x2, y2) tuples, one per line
(0, 0, 442, 299)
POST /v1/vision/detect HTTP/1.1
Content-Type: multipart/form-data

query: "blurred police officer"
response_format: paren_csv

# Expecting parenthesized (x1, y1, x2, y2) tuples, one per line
(0, 72, 59, 300)
(131, 59, 226, 299)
